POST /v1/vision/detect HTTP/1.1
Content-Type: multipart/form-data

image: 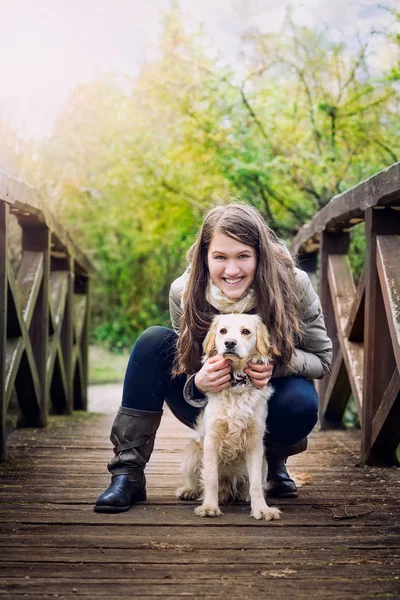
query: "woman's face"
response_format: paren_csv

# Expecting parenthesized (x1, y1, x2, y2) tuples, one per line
(207, 233, 257, 299)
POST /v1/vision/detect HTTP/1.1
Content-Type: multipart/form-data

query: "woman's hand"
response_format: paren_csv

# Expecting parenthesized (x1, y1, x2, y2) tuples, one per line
(245, 360, 274, 389)
(194, 355, 232, 393)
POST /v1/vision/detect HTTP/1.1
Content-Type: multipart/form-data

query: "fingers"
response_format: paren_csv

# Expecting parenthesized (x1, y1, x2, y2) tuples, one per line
(246, 366, 273, 378)
(207, 354, 229, 365)
(197, 355, 232, 393)
(206, 355, 231, 373)
(247, 361, 274, 373)
(245, 361, 274, 389)
(214, 373, 232, 391)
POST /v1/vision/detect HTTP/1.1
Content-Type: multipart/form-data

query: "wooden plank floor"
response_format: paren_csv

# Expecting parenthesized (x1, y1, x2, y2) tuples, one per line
(0, 387, 399, 599)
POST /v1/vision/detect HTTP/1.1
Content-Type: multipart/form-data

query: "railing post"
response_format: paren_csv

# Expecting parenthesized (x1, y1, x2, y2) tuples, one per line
(65, 258, 74, 414)
(50, 256, 74, 414)
(318, 230, 350, 429)
(362, 207, 400, 465)
(21, 226, 50, 426)
(0, 202, 8, 459)
(73, 273, 91, 411)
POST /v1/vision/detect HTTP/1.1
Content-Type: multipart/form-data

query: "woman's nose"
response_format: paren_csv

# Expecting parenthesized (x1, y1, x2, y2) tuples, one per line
(224, 261, 240, 275)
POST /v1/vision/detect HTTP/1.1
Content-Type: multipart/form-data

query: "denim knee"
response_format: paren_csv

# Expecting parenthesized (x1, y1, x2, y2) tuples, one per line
(121, 326, 178, 411)
(132, 326, 177, 363)
(267, 377, 319, 445)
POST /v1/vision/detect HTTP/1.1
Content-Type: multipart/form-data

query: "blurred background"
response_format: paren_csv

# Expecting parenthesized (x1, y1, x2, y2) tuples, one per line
(1, 0, 399, 386)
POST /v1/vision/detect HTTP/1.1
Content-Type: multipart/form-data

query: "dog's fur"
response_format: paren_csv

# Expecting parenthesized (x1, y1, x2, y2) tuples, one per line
(177, 313, 281, 521)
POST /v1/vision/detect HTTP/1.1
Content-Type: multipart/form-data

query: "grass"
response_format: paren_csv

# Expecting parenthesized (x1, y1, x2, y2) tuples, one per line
(89, 345, 130, 385)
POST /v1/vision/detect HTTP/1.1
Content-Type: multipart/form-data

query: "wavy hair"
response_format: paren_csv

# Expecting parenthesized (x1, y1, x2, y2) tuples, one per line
(176, 203, 303, 374)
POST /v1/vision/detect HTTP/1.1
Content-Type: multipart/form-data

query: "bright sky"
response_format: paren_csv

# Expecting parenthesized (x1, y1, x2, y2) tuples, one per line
(0, 0, 397, 139)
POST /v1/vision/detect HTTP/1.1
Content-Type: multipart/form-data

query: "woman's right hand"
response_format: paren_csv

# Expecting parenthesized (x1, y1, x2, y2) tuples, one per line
(194, 355, 232, 394)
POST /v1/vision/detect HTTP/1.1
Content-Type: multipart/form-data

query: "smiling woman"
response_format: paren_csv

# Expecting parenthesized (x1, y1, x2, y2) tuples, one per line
(94, 202, 333, 514)
(207, 234, 257, 299)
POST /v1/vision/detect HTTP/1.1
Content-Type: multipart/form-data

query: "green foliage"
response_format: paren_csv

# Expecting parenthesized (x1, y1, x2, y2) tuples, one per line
(1, 5, 399, 349)
(343, 395, 360, 429)
(89, 345, 130, 384)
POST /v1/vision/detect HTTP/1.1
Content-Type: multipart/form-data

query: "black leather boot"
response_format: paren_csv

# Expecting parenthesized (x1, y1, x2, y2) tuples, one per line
(95, 474, 147, 513)
(265, 438, 307, 499)
(94, 407, 163, 513)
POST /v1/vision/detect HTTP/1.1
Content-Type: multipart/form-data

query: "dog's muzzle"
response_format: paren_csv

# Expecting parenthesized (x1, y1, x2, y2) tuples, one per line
(224, 338, 237, 350)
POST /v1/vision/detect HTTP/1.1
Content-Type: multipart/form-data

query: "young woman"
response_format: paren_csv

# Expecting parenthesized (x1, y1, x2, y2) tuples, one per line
(95, 203, 332, 513)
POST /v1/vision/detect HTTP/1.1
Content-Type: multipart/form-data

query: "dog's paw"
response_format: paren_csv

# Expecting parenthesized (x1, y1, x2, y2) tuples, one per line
(251, 505, 281, 521)
(176, 487, 199, 501)
(194, 504, 222, 517)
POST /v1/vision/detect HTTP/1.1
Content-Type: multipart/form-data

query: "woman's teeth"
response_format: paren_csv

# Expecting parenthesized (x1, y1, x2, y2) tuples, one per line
(224, 277, 243, 284)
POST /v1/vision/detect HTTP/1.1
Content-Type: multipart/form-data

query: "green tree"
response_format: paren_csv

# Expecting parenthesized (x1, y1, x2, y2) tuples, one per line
(1, 4, 399, 349)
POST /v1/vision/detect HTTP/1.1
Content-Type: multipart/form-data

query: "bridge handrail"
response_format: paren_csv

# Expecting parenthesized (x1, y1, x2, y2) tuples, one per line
(0, 170, 93, 460)
(292, 162, 400, 253)
(292, 161, 400, 466)
(0, 170, 92, 275)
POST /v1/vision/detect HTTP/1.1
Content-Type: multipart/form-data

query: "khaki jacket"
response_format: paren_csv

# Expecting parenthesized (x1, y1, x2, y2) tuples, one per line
(169, 268, 332, 380)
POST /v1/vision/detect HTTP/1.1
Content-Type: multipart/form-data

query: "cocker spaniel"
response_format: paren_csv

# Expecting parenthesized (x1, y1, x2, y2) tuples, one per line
(177, 313, 281, 521)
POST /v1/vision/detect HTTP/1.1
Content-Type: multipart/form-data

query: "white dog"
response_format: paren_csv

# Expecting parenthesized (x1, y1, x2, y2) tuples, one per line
(177, 313, 281, 521)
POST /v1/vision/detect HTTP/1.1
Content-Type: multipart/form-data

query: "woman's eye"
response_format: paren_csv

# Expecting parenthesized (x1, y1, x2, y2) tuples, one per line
(242, 329, 251, 335)
(215, 255, 225, 260)
(220, 328, 227, 335)
(239, 254, 250, 259)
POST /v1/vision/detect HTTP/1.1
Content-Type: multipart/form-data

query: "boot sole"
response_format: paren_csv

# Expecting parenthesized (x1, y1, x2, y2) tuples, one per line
(94, 489, 147, 513)
(267, 490, 298, 498)
(94, 504, 132, 514)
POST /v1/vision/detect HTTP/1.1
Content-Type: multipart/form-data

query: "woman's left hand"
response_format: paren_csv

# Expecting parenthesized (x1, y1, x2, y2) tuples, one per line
(245, 361, 274, 389)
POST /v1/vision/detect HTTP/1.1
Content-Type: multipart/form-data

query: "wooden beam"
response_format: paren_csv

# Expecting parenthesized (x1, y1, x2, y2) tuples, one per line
(292, 162, 400, 254)
(362, 207, 400, 465)
(376, 235, 400, 373)
(47, 272, 69, 413)
(327, 255, 364, 418)
(370, 369, 400, 448)
(16, 252, 43, 329)
(22, 227, 51, 424)
(319, 349, 351, 428)
(0, 170, 94, 276)
(73, 295, 87, 345)
(50, 271, 68, 326)
(0, 202, 8, 459)
(62, 260, 74, 414)
(318, 231, 350, 425)
(6, 263, 43, 427)
(344, 268, 365, 342)
(5, 338, 24, 405)
(80, 277, 91, 411)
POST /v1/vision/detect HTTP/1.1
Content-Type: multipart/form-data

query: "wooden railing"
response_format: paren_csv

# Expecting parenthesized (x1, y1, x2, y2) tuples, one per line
(0, 171, 93, 460)
(292, 162, 400, 466)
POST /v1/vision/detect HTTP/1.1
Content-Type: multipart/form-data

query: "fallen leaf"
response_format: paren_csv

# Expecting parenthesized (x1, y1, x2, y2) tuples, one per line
(293, 472, 313, 487)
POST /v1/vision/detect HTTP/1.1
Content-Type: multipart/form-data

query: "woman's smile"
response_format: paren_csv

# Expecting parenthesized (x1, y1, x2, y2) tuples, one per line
(207, 233, 257, 299)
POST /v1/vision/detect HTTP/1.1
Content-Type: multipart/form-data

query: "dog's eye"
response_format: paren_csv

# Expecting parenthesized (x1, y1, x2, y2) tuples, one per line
(219, 328, 227, 335)
(242, 328, 251, 335)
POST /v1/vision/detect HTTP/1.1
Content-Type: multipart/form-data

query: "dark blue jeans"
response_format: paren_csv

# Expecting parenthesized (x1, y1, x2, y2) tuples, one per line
(122, 326, 319, 445)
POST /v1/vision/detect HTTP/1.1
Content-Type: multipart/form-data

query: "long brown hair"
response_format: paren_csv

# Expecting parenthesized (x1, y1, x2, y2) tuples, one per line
(176, 203, 303, 374)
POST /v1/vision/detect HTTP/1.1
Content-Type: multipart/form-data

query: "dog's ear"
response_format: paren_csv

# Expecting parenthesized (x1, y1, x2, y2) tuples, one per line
(203, 318, 218, 358)
(255, 318, 270, 358)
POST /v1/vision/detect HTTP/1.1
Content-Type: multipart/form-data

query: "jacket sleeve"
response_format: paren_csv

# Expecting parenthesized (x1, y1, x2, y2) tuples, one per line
(169, 271, 189, 335)
(272, 270, 333, 380)
(169, 286, 183, 335)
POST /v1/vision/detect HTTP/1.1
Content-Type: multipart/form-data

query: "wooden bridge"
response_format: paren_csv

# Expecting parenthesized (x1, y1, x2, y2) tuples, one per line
(0, 166, 400, 598)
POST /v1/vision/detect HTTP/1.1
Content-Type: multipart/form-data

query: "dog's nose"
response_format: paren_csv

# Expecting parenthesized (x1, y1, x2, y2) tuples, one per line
(224, 338, 237, 349)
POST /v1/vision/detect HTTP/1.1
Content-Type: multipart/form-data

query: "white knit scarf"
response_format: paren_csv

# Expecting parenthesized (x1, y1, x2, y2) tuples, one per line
(205, 278, 256, 314)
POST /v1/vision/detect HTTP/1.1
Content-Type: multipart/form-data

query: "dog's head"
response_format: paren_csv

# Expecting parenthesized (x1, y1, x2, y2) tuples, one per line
(203, 313, 271, 364)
